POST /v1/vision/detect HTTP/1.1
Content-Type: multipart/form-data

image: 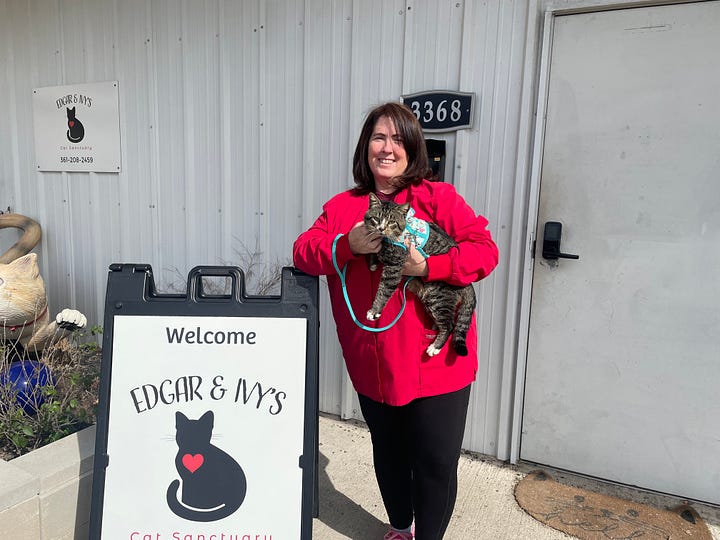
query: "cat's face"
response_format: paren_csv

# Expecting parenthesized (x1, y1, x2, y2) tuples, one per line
(364, 194, 410, 242)
(0, 253, 47, 324)
(175, 410, 213, 447)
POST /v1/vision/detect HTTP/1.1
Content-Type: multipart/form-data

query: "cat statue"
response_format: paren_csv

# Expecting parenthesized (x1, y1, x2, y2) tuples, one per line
(0, 213, 87, 354)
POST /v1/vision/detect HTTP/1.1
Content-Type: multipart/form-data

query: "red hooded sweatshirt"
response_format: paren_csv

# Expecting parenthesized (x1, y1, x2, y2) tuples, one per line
(293, 180, 498, 406)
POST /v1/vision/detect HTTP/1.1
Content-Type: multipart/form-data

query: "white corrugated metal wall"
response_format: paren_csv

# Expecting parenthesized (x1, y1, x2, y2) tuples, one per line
(0, 0, 545, 458)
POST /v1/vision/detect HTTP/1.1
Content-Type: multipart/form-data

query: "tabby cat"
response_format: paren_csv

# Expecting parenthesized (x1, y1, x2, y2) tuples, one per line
(0, 213, 86, 353)
(166, 410, 247, 522)
(364, 193, 476, 357)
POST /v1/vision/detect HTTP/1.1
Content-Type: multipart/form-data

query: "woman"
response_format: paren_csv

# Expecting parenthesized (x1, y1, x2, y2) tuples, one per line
(293, 102, 498, 539)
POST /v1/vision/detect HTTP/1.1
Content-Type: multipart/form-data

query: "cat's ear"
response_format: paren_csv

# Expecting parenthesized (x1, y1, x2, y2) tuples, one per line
(175, 411, 189, 425)
(199, 410, 214, 428)
(368, 193, 380, 208)
(9, 253, 40, 278)
(399, 203, 411, 214)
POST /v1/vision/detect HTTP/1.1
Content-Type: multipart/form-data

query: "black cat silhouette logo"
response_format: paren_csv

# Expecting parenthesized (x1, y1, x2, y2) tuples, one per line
(66, 106, 85, 143)
(166, 410, 248, 522)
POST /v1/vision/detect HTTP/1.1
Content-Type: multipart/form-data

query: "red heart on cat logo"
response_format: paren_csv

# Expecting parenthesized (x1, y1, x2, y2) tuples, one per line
(182, 453, 204, 473)
(69, 121, 75, 127)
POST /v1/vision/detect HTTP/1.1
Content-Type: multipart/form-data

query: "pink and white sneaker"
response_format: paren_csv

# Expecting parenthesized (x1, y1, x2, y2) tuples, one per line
(383, 531, 414, 540)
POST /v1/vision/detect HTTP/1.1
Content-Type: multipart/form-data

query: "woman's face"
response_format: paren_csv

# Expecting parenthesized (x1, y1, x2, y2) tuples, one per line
(367, 116, 408, 192)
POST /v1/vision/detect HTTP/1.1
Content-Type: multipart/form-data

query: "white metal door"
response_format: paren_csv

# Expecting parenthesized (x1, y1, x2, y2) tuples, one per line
(521, 1, 720, 504)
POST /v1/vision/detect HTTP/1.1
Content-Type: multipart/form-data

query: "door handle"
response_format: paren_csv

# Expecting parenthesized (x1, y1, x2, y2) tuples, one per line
(542, 221, 579, 260)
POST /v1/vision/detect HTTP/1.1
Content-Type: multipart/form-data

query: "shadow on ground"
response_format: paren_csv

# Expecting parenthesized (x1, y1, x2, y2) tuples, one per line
(316, 450, 387, 538)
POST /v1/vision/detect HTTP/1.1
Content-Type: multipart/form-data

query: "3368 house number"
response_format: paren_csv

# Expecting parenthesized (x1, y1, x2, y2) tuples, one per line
(401, 91, 474, 132)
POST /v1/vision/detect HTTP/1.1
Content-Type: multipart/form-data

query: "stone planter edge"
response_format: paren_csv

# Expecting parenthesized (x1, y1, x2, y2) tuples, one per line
(0, 424, 96, 540)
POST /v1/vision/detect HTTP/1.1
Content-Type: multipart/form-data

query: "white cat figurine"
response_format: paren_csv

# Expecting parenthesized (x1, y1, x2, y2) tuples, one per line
(0, 214, 86, 353)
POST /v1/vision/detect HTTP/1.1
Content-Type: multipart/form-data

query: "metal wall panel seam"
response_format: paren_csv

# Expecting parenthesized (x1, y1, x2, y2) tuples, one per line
(477, 0, 515, 452)
(257, 0, 269, 275)
(510, 7, 556, 463)
(147, 0, 164, 293)
(496, 0, 540, 462)
(456, 0, 499, 451)
(218, 0, 232, 266)
(4, 4, 20, 212)
(480, 0, 525, 456)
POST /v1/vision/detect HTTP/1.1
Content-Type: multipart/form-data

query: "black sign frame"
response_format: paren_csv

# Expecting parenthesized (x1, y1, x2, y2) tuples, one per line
(401, 90, 475, 132)
(89, 263, 319, 539)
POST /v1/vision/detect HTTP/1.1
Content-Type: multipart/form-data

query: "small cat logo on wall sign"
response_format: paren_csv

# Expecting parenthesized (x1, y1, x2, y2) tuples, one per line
(66, 106, 85, 143)
(166, 410, 247, 522)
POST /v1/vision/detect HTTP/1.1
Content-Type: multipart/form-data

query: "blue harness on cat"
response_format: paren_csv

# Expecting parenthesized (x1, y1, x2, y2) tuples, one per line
(384, 208, 431, 257)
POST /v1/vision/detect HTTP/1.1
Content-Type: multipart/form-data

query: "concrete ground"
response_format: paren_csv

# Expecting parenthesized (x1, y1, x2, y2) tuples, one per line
(312, 414, 720, 540)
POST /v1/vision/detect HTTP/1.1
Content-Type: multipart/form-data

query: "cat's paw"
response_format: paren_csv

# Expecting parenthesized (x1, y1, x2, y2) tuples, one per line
(366, 309, 381, 321)
(426, 344, 441, 357)
(56, 309, 87, 331)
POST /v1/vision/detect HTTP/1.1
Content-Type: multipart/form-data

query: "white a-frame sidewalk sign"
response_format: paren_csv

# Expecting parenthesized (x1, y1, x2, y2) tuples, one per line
(89, 264, 319, 539)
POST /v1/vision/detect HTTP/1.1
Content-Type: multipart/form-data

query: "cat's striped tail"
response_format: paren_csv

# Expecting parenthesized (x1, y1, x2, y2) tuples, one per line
(452, 285, 477, 356)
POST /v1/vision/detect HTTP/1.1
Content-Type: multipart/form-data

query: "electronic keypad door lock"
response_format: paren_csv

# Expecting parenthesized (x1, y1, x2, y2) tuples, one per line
(542, 221, 579, 260)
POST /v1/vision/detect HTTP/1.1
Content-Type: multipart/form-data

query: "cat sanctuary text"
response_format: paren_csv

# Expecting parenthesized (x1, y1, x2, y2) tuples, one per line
(129, 375, 286, 416)
(130, 532, 272, 540)
(165, 326, 257, 345)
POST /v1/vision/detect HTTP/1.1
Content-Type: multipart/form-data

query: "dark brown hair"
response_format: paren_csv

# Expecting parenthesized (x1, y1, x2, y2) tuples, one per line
(352, 102, 431, 194)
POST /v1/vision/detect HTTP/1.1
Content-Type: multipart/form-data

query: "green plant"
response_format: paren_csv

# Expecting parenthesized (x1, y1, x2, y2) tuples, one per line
(0, 326, 102, 460)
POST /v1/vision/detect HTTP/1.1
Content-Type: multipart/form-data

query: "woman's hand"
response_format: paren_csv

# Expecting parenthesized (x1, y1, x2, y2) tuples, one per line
(348, 222, 382, 255)
(402, 244, 429, 277)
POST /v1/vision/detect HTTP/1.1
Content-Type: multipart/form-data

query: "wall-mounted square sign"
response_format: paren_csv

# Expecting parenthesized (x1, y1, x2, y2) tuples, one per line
(32, 81, 121, 172)
(401, 90, 475, 132)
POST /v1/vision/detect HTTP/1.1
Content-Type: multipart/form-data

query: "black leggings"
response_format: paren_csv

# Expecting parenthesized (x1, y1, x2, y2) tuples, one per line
(358, 385, 471, 540)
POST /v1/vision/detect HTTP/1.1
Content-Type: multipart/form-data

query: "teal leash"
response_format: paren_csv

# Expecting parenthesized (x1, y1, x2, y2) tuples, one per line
(331, 233, 411, 333)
